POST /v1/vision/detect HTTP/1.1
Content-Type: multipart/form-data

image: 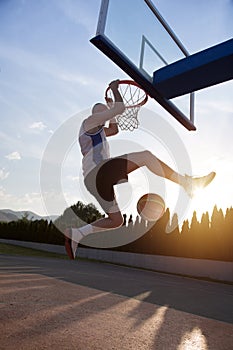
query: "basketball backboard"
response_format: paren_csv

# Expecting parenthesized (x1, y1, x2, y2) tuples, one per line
(90, 0, 196, 131)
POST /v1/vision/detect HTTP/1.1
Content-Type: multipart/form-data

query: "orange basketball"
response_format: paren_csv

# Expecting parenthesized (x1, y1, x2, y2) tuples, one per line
(137, 193, 165, 222)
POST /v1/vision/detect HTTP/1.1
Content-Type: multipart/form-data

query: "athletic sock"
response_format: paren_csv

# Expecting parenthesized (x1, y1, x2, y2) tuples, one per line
(73, 223, 115, 243)
(71, 224, 95, 243)
(78, 224, 94, 236)
(71, 228, 86, 243)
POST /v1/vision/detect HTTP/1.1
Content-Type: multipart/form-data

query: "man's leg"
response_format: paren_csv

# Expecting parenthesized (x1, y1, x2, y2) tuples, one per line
(70, 209, 124, 240)
(125, 150, 215, 194)
(126, 150, 183, 182)
(64, 201, 123, 259)
(64, 158, 129, 259)
(65, 151, 182, 258)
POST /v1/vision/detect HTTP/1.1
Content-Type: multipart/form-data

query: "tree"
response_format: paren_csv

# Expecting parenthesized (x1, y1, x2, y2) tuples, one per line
(224, 207, 233, 261)
(199, 212, 210, 258)
(210, 206, 225, 260)
(54, 200, 103, 230)
(19, 212, 30, 223)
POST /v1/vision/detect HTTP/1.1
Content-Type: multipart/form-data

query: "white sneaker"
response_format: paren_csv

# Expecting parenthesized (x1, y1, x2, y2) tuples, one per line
(183, 171, 216, 197)
(64, 228, 79, 259)
(71, 238, 78, 258)
(64, 228, 85, 259)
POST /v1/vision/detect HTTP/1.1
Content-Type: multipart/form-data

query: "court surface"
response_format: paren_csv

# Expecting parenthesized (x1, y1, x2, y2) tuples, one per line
(1, 255, 232, 350)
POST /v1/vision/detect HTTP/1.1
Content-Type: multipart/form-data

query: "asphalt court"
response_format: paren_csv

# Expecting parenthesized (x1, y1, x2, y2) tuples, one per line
(1, 255, 233, 349)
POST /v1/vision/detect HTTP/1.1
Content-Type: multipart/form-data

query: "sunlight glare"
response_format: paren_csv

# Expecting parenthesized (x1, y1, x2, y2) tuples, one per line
(177, 327, 207, 350)
(190, 187, 217, 221)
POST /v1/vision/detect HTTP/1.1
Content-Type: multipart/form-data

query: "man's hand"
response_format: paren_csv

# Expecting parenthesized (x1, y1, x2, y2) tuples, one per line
(84, 79, 124, 131)
(109, 79, 120, 91)
(105, 97, 114, 109)
(108, 79, 124, 109)
(104, 117, 119, 137)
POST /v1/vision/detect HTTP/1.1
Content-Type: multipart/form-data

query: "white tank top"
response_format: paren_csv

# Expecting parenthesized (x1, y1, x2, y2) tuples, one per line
(79, 121, 110, 178)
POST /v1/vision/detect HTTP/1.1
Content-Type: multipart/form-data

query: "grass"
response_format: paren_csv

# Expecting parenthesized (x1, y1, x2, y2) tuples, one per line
(0, 242, 69, 259)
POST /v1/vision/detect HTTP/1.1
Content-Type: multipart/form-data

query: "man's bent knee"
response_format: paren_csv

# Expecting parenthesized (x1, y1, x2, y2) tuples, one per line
(142, 150, 154, 159)
(108, 212, 124, 228)
(126, 150, 154, 171)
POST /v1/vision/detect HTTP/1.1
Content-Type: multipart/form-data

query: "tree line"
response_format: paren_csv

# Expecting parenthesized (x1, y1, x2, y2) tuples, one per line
(114, 206, 233, 262)
(0, 201, 232, 262)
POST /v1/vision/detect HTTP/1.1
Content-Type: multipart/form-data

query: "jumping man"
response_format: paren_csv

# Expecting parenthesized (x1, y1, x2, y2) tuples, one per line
(64, 80, 215, 259)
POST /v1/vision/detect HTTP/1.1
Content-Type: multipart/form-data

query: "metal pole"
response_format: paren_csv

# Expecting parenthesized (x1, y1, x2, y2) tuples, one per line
(96, 0, 109, 35)
(144, 0, 190, 57)
(190, 92, 195, 124)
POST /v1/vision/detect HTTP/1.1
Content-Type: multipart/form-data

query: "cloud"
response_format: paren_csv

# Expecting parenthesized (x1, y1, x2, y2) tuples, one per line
(29, 121, 47, 131)
(55, 0, 95, 34)
(57, 72, 92, 85)
(0, 186, 46, 215)
(0, 41, 103, 99)
(0, 168, 9, 180)
(67, 175, 79, 181)
(5, 151, 21, 160)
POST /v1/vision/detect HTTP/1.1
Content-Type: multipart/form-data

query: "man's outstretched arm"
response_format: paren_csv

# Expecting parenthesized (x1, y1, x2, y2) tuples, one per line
(84, 80, 125, 131)
(104, 117, 119, 136)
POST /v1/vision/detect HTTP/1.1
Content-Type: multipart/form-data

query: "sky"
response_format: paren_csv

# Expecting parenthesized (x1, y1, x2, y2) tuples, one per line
(0, 0, 233, 224)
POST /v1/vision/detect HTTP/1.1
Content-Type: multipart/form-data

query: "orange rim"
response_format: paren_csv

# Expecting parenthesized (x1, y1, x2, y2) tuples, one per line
(105, 80, 148, 108)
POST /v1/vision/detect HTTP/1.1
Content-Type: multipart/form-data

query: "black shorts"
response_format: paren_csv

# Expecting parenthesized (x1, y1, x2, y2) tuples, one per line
(84, 156, 128, 214)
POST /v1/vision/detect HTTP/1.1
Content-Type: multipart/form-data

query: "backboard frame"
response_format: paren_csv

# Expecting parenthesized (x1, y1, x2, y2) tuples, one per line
(90, 0, 196, 131)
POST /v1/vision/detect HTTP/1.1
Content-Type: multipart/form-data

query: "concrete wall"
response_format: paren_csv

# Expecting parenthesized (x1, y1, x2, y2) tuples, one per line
(1, 239, 232, 282)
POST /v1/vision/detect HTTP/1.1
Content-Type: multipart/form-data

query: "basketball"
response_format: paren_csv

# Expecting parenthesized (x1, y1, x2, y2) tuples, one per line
(137, 193, 165, 222)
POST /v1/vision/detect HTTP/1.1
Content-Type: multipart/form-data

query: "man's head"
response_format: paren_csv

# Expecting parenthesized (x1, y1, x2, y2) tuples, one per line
(92, 103, 108, 114)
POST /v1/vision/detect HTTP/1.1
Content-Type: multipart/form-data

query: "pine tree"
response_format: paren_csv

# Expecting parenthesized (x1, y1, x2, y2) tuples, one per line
(210, 206, 225, 260)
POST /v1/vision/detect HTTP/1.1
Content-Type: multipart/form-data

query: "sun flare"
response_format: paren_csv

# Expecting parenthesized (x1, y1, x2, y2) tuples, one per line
(190, 187, 218, 221)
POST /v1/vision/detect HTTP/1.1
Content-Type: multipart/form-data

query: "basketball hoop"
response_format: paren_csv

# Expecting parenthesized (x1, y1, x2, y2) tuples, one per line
(105, 80, 148, 131)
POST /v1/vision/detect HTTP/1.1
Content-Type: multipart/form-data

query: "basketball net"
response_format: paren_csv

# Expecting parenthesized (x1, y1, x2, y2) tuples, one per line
(105, 80, 148, 131)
